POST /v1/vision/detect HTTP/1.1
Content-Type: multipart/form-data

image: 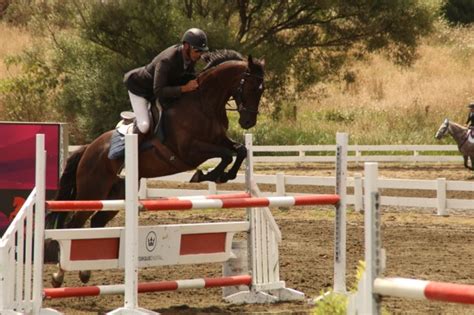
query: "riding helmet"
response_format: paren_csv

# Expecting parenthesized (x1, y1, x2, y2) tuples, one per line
(181, 28, 209, 52)
(468, 102, 474, 109)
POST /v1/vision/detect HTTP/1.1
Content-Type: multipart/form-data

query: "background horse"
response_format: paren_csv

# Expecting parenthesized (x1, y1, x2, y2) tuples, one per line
(435, 118, 474, 170)
(46, 50, 265, 286)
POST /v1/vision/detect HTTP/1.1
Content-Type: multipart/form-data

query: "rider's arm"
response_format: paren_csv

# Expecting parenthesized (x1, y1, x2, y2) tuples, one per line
(153, 60, 181, 100)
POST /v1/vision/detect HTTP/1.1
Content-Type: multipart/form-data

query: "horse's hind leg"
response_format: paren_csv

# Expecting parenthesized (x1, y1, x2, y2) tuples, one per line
(90, 178, 125, 228)
(65, 211, 96, 229)
(463, 155, 470, 169)
(62, 175, 118, 284)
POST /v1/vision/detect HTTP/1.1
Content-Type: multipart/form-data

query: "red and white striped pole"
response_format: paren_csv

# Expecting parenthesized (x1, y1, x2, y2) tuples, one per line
(374, 278, 474, 305)
(44, 275, 252, 299)
(46, 194, 340, 212)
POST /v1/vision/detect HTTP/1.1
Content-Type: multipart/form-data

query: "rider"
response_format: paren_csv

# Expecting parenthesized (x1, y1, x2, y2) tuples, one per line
(123, 28, 209, 136)
(466, 102, 474, 131)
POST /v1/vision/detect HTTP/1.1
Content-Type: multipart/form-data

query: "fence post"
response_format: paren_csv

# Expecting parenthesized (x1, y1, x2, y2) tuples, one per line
(138, 178, 147, 199)
(355, 149, 361, 166)
(208, 181, 217, 194)
(413, 150, 419, 165)
(276, 173, 285, 196)
(437, 178, 448, 216)
(354, 173, 363, 212)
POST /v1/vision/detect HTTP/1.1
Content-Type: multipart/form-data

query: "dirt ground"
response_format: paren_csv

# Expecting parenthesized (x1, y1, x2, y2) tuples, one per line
(42, 163, 474, 314)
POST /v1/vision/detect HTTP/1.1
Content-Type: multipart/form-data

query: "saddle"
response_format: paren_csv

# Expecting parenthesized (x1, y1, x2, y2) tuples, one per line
(108, 104, 164, 159)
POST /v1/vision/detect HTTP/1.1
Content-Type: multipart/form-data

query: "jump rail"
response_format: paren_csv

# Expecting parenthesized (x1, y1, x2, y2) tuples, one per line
(46, 195, 340, 211)
(44, 275, 252, 299)
(348, 163, 474, 315)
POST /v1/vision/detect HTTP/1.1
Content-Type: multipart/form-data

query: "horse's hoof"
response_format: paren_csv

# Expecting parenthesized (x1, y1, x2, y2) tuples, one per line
(51, 273, 64, 288)
(190, 170, 203, 183)
(79, 270, 91, 284)
(215, 174, 229, 184)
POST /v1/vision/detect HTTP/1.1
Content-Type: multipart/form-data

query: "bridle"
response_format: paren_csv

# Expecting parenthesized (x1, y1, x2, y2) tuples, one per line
(229, 69, 264, 115)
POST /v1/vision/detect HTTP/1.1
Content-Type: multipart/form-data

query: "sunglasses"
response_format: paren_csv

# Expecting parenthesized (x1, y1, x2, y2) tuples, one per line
(192, 48, 204, 53)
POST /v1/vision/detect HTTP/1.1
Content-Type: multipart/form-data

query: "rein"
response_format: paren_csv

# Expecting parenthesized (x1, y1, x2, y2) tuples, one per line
(232, 71, 263, 115)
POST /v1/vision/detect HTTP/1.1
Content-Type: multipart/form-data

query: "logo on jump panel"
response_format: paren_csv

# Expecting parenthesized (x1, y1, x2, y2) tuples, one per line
(145, 231, 157, 252)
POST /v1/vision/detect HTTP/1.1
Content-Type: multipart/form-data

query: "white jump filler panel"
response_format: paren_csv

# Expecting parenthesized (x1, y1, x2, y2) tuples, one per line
(45, 222, 249, 271)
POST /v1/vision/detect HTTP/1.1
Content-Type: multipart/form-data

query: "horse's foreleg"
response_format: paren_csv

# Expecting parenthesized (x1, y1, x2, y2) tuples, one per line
(219, 142, 247, 182)
(463, 155, 471, 169)
(188, 142, 234, 183)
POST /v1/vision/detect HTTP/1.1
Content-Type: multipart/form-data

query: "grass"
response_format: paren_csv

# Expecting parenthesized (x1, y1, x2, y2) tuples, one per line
(0, 22, 31, 79)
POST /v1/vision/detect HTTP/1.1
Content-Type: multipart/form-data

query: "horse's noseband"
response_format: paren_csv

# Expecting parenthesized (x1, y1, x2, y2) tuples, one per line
(233, 71, 264, 115)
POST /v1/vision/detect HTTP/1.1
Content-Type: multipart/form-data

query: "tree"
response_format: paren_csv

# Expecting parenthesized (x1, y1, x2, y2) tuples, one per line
(442, 0, 474, 25)
(0, 0, 437, 140)
(0, 0, 10, 18)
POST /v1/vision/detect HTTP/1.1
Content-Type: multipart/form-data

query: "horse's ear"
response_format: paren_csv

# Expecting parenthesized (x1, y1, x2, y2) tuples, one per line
(248, 55, 253, 65)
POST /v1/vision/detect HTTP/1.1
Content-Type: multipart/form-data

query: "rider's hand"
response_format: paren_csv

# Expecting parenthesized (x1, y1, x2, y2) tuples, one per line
(181, 79, 199, 93)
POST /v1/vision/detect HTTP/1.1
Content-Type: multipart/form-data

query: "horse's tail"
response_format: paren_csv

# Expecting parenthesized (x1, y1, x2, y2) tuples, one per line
(44, 145, 87, 263)
(45, 145, 87, 230)
(55, 145, 87, 201)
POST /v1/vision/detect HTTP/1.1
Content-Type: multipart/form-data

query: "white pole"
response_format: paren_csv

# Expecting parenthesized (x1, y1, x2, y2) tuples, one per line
(334, 132, 348, 293)
(32, 134, 46, 313)
(108, 135, 157, 314)
(245, 133, 258, 287)
(124, 134, 139, 309)
(361, 162, 380, 315)
(0, 239, 8, 310)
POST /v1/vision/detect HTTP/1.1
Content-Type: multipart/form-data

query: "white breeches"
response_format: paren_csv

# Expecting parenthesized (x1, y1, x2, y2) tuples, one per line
(128, 91, 150, 134)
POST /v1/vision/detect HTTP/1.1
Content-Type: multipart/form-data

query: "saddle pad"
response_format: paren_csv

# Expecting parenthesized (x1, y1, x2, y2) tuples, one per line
(108, 130, 126, 160)
(108, 130, 157, 160)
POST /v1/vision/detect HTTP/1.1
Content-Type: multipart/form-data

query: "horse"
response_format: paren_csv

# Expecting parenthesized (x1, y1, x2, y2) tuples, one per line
(435, 118, 474, 170)
(46, 50, 265, 287)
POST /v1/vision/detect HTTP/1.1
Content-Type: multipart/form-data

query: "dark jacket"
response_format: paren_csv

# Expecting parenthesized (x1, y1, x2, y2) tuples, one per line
(124, 44, 196, 104)
(466, 112, 474, 128)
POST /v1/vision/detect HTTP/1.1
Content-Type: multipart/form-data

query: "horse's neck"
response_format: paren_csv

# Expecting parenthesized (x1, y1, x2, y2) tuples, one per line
(448, 122, 467, 144)
(199, 62, 246, 113)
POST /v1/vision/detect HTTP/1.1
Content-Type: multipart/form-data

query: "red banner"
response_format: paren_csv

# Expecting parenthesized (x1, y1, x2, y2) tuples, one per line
(0, 122, 63, 235)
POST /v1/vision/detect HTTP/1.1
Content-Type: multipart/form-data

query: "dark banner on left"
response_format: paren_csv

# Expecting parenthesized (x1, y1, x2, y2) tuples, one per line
(0, 122, 67, 236)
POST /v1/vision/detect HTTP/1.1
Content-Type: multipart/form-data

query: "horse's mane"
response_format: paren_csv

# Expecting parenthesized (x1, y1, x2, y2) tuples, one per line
(451, 121, 466, 128)
(201, 49, 244, 72)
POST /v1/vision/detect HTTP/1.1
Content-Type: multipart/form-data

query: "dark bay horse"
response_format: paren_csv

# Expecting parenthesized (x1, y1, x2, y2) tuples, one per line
(435, 118, 474, 170)
(46, 50, 265, 286)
